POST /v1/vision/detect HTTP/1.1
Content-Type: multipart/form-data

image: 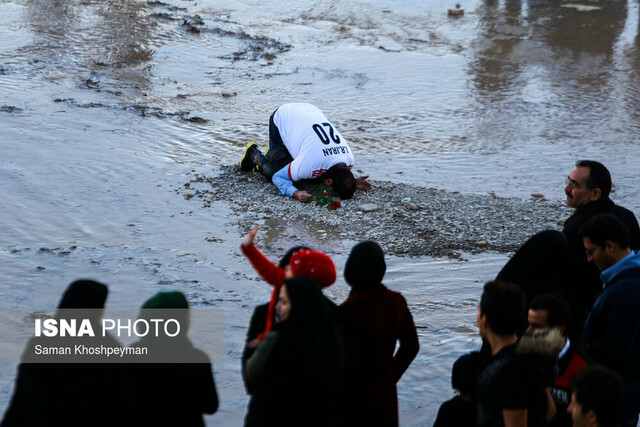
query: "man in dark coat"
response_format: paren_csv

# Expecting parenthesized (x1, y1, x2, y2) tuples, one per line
(340, 241, 419, 427)
(496, 160, 640, 338)
(476, 281, 551, 427)
(580, 214, 640, 427)
(561, 160, 640, 314)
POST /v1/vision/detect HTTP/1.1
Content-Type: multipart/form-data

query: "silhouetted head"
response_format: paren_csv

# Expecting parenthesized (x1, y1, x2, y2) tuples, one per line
(478, 281, 526, 337)
(570, 366, 624, 427)
(58, 279, 108, 309)
(451, 351, 481, 396)
(344, 241, 386, 290)
(139, 291, 190, 337)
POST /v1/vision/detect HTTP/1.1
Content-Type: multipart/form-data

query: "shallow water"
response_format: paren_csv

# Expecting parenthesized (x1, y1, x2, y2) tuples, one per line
(1, 0, 640, 424)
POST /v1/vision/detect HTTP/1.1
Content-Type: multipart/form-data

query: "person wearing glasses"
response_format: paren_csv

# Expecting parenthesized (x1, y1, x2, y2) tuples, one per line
(561, 161, 640, 321)
(496, 160, 640, 339)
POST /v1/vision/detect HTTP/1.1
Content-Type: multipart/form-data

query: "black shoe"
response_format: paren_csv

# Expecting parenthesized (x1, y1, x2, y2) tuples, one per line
(240, 142, 258, 172)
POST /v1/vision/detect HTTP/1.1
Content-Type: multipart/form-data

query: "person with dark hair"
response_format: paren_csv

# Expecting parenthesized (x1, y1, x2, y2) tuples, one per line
(527, 294, 590, 427)
(240, 103, 372, 201)
(340, 241, 419, 427)
(433, 351, 481, 427)
(562, 161, 640, 316)
(243, 277, 344, 426)
(1, 280, 135, 427)
(568, 366, 625, 427)
(476, 281, 553, 427)
(128, 291, 219, 426)
(579, 214, 640, 427)
(496, 160, 640, 340)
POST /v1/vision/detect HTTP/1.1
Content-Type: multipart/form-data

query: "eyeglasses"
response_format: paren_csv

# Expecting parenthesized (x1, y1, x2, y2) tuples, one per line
(565, 177, 584, 190)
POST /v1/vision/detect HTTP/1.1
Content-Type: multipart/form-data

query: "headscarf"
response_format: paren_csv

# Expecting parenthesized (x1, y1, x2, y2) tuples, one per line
(289, 250, 336, 288)
(278, 245, 310, 268)
(56, 279, 108, 326)
(57, 279, 108, 309)
(259, 247, 333, 340)
(138, 291, 190, 339)
(344, 241, 386, 289)
(141, 291, 189, 309)
(277, 278, 343, 386)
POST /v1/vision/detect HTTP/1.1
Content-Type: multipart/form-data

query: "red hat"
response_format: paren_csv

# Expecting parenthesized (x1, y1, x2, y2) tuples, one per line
(289, 249, 336, 288)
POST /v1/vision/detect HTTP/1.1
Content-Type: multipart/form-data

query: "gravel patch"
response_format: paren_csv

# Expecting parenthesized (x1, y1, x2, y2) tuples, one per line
(180, 165, 572, 258)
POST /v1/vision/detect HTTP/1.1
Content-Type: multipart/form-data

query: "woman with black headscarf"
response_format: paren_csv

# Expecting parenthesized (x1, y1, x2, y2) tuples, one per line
(340, 241, 420, 427)
(243, 277, 344, 427)
(1, 279, 134, 427)
(241, 244, 310, 394)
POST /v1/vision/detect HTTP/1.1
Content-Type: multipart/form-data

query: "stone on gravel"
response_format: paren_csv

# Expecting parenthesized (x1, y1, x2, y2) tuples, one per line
(358, 204, 379, 213)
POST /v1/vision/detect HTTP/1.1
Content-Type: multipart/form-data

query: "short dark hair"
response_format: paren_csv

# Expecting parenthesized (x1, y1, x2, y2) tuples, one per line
(326, 163, 356, 200)
(576, 160, 612, 198)
(451, 351, 481, 395)
(480, 281, 526, 336)
(529, 293, 572, 335)
(579, 213, 630, 249)
(572, 365, 624, 427)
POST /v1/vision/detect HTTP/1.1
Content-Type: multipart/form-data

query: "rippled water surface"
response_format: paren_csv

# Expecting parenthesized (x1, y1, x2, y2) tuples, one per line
(1, 0, 640, 424)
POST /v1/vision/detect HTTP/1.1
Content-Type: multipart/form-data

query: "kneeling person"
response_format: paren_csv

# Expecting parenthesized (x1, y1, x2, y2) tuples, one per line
(240, 103, 371, 202)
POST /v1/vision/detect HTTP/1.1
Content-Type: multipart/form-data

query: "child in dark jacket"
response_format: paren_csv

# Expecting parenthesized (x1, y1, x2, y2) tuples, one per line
(433, 351, 481, 427)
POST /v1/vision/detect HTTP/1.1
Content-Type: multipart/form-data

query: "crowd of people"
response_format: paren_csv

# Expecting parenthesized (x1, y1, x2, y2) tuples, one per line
(1, 101, 639, 426)
(238, 103, 640, 426)
(433, 160, 640, 427)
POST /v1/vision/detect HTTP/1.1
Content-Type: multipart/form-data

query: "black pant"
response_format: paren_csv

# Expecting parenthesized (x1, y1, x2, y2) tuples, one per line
(253, 111, 294, 180)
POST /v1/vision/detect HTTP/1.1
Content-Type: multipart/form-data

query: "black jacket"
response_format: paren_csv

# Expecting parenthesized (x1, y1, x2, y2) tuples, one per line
(128, 337, 219, 427)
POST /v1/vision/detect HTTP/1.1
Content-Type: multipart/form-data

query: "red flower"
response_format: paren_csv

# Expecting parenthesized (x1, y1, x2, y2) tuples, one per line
(323, 191, 329, 197)
(330, 201, 341, 210)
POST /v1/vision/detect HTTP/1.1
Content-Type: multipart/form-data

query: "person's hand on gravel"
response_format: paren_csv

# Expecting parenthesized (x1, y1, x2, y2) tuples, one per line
(356, 175, 373, 191)
(293, 190, 311, 203)
(242, 226, 259, 248)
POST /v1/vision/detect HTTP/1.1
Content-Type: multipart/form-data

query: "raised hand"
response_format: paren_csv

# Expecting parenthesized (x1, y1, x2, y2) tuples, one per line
(242, 226, 260, 248)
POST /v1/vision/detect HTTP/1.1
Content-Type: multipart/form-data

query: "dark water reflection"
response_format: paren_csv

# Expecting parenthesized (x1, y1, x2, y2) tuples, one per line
(19, 0, 165, 93)
(470, 0, 631, 137)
